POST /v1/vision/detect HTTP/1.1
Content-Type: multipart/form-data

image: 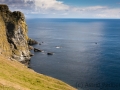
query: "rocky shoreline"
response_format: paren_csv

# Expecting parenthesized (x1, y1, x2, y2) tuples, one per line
(0, 4, 54, 67)
(26, 40, 54, 67)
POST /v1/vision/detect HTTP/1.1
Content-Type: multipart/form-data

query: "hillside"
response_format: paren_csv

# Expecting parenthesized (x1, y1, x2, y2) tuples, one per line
(0, 55, 76, 90)
(0, 4, 77, 90)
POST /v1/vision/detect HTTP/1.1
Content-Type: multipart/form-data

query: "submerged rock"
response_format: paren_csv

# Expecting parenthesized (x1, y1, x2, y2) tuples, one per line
(47, 52, 54, 55)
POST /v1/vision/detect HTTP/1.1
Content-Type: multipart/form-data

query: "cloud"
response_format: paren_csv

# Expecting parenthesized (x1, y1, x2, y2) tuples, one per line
(34, 0, 69, 11)
(96, 8, 120, 18)
(0, 0, 35, 11)
(0, 0, 120, 18)
(0, 0, 69, 14)
(70, 6, 108, 13)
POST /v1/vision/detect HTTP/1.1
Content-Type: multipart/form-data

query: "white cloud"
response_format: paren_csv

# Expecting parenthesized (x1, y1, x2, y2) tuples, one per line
(95, 8, 120, 18)
(72, 6, 108, 12)
(0, 0, 120, 18)
(31, 0, 120, 18)
(34, 0, 69, 11)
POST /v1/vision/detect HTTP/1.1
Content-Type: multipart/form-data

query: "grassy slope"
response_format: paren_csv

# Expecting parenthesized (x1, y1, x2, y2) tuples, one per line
(0, 55, 76, 90)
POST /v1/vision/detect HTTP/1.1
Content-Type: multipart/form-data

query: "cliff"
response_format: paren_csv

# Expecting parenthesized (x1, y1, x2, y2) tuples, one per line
(0, 4, 77, 90)
(0, 4, 31, 62)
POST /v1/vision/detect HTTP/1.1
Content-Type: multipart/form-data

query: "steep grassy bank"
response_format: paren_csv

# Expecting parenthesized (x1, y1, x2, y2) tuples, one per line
(0, 55, 76, 90)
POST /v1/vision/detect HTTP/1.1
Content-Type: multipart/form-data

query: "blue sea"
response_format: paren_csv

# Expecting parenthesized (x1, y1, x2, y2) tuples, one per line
(27, 19, 120, 90)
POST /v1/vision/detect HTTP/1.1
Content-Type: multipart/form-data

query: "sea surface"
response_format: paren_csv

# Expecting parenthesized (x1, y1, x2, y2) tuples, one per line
(27, 19, 120, 90)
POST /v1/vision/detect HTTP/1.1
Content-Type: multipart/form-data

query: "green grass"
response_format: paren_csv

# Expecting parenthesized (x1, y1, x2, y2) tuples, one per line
(0, 55, 76, 90)
(0, 83, 16, 90)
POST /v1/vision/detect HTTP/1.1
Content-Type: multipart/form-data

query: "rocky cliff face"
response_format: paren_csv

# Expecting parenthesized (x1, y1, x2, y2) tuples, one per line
(0, 4, 31, 62)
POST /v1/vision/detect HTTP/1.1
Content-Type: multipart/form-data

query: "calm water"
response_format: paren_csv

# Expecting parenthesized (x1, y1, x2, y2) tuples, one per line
(27, 19, 120, 90)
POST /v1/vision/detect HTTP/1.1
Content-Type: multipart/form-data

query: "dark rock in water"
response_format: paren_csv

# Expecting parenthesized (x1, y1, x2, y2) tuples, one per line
(39, 43, 41, 45)
(47, 52, 53, 55)
(34, 48, 42, 52)
(28, 38, 38, 45)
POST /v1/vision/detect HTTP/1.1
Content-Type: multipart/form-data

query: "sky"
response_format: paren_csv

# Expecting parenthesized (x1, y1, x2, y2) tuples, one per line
(0, 0, 120, 18)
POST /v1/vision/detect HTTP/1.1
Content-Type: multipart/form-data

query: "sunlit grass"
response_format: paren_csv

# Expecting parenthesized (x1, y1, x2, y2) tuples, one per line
(0, 55, 76, 90)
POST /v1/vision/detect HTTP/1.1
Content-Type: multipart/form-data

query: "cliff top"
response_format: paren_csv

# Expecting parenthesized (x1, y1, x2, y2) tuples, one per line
(0, 4, 9, 12)
(0, 4, 25, 21)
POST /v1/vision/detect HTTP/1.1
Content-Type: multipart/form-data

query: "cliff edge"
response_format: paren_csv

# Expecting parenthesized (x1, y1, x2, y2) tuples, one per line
(0, 4, 77, 90)
(0, 4, 31, 62)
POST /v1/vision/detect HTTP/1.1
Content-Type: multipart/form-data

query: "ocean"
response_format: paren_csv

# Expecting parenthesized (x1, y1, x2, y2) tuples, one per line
(26, 19, 120, 90)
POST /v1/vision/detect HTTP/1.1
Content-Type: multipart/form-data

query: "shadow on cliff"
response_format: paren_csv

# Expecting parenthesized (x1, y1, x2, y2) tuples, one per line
(7, 22, 15, 35)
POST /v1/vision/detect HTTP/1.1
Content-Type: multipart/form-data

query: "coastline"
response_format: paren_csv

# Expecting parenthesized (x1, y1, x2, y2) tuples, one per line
(0, 4, 77, 90)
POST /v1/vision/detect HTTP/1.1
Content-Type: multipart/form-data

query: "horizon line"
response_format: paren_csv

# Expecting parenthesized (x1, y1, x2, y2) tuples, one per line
(26, 17, 120, 19)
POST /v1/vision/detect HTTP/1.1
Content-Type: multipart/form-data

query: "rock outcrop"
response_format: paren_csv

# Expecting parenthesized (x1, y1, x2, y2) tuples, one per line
(0, 4, 33, 62)
(28, 38, 38, 45)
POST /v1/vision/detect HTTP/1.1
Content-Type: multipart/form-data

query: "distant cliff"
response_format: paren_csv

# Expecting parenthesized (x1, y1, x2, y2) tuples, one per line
(0, 4, 32, 62)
